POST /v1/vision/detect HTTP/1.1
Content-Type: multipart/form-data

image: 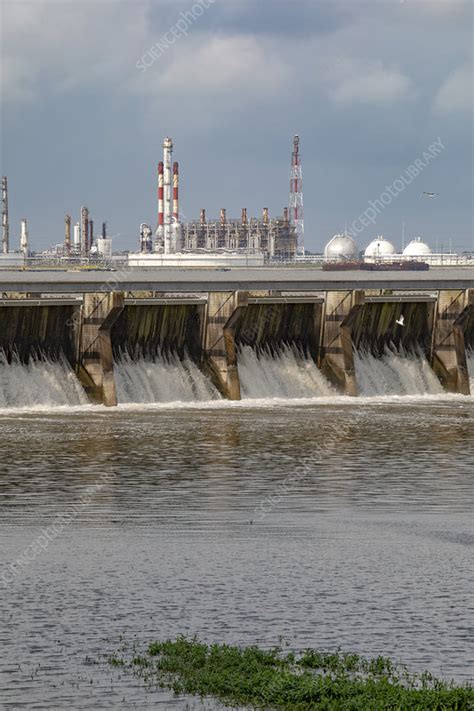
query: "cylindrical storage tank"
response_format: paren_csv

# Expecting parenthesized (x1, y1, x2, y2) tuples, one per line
(20, 218, 29, 255)
(73, 223, 80, 248)
(97, 238, 112, 259)
(364, 235, 396, 262)
(324, 233, 358, 260)
(402, 238, 432, 257)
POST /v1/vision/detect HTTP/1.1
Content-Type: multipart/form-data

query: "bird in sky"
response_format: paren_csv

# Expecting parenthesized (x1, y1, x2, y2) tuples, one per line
(422, 192, 439, 197)
(396, 315, 405, 327)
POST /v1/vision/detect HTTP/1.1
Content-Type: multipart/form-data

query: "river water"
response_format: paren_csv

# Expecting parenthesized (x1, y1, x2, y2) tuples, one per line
(0, 354, 473, 708)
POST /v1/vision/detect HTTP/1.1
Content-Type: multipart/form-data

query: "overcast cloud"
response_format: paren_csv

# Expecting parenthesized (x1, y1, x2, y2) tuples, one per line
(0, 0, 472, 253)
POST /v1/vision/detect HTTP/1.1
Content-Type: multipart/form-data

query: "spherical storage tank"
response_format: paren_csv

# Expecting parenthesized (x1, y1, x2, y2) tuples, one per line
(402, 237, 432, 257)
(364, 235, 396, 259)
(324, 234, 359, 260)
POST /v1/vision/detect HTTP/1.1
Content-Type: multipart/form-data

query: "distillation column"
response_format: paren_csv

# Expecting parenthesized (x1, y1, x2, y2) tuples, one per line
(64, 214, 71, 256)
(2, 176, 9, 255)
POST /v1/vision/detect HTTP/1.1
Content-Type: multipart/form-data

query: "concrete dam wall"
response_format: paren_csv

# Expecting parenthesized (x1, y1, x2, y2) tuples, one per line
(0, 287, 472, 405)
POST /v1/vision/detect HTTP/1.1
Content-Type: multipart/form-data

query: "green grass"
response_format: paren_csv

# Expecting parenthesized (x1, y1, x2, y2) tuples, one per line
(108, 636, 473, 710)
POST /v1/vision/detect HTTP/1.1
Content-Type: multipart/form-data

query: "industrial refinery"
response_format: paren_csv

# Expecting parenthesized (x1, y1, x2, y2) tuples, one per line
(132, 136, 299, 267)
(1, 134, 473, 268)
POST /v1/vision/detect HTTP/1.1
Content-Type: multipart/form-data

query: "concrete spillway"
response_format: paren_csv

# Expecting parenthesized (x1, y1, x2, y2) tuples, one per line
(0, 354, 88, 408)
(115, 353, 220, 404)
(0, 281, 471, 405)
(238, 345, 333, 399)
(354, 348, 443, 397)
(0, 303, 86, 408)
(110, 303, 218, 403)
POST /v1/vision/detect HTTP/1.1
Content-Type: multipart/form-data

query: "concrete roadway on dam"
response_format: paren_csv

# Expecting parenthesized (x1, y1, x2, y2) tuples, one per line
(0, 267, 473, 293)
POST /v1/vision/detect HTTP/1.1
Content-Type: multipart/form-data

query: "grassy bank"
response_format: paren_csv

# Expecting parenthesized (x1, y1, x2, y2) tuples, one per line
(108, 637, 473, 710)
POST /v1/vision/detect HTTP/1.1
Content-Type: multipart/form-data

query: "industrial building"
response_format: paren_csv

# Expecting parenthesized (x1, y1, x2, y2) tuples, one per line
(133, 136, 298, 266)
(63, 209, 112, 260)
(180, 208, 297, 258)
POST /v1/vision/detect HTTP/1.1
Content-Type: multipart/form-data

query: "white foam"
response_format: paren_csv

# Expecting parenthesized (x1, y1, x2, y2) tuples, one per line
(0, 353, 89, 408)
(354, 348, 444, 397)
(467, 350, 474, 394)
(114, 352, 221, 404)
(0, 346, 470, 416)
(238, 345, 334, 399)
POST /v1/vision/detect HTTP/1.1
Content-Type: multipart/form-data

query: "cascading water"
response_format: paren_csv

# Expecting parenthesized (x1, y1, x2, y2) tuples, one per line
(0, 353, 88, 408)
(114, 352, 220, 404)
(468, 350, 474, 393)
(237, 345, 334, 399)
(354, 347, 444, 397)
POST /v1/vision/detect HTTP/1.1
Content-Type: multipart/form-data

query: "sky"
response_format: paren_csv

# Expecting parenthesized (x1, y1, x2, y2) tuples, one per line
(1, 0, 473, 254)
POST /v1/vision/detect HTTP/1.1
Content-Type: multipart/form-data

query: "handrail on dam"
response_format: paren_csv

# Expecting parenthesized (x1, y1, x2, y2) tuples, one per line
(364, 295, 438, 303)
(247, 296, 324, 304)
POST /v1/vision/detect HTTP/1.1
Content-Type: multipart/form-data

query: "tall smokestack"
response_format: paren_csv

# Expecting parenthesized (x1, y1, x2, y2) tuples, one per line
(262, 207, 269, 224)
(283, 207, 289, 225)
(157, 161, 164, 248)
(162, 137, 173, 254)
(241, 208, 247, 224)
(64, 214, 71, 255)
(102, 221, 107, 239)
(200, 208, 206, 225)
(89, 219, 94, 250)
(20, 218, 29, 256)
(220, 208, 227, 225)
(2, 177, 9, 254)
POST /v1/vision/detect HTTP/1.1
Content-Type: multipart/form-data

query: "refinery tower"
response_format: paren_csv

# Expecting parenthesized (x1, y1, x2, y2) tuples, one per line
(140, 136, 298, 260)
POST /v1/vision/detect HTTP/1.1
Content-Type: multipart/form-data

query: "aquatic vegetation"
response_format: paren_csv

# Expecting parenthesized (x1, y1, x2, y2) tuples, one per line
(108, 637, 473, 710)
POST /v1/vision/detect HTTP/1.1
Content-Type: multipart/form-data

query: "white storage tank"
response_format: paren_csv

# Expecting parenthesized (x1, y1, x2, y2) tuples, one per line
(402, 237, 432, 257)
(97, 238, 112, 259)
(364, 235, 396, 261)
(324, 233, 359, 260)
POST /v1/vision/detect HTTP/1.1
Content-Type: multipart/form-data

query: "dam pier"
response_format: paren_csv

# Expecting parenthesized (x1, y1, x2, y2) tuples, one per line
(0, 268, 473, 405)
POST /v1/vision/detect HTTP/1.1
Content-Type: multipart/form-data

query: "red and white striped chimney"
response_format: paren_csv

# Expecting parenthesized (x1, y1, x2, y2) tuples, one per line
(162, 137, 173, 254)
